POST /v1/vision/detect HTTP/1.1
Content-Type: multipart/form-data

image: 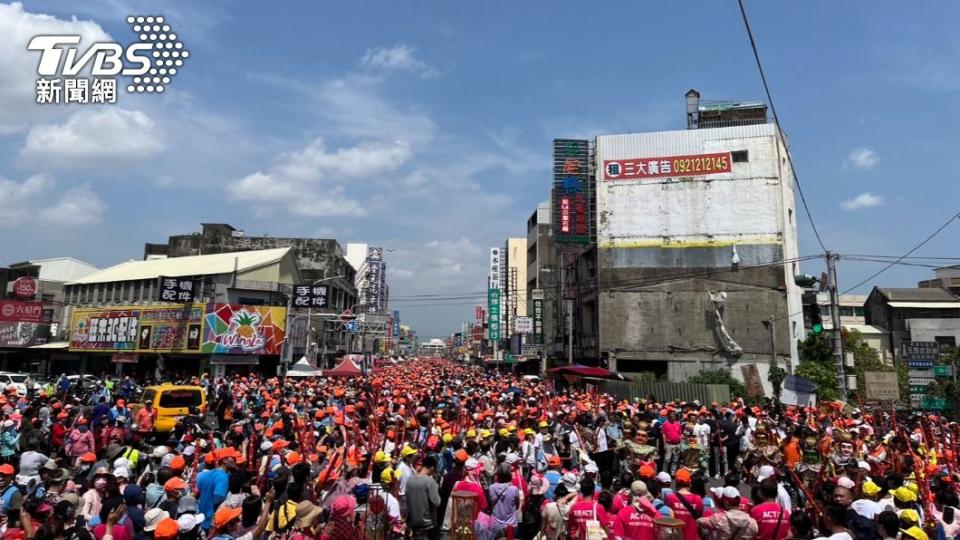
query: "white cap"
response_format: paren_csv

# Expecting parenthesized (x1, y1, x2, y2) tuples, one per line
(112, 467, 131, 479)
(584, 462, 599, 474)
(710, 486, 724, 500)
(113, 457, 132, 470)
(504, 453, 520, 465)
(177, 513, 205, 532)
(151, 446, 170, 459)
(722, 487, 741, 500)
(756, 465, 775, 482)
(261, 441, 273, 451)
(465, 458, 481, 470)
(655, 472, 672, 484)
(837, 476, 855, 489)
(182, 445, 196, 457)
(858, 460, 871, 471)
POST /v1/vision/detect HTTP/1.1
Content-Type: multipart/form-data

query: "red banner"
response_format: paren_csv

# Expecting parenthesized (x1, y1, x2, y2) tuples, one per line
(604, 152, 732, 180)
(0, 301, 42, 323)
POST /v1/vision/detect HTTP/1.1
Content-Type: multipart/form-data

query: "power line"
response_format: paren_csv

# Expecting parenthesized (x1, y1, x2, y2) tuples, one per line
(736, 0, 828, 254)
(840, 210, 960, 294)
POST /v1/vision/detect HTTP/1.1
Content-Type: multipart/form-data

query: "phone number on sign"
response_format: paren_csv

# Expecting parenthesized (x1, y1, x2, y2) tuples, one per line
(603, 152, 732, 180)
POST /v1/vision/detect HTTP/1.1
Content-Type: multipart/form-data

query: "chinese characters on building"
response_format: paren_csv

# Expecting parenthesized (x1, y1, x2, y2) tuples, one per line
(159, 277, 194, 303)
(489, 248, 501, 290)
(604, 152, 732, 181)
(553, 139, 590, 243)
(488, 288, 501, 341)
(293, 285, 328, 308)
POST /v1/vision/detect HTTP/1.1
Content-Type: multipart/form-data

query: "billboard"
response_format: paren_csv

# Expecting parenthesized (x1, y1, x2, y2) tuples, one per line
(488, 288, 501, 341)
(70, 304, 205, 353)
(489, 248, 501, 289)
(201, 304, 286, 355)
(0, 301, 43, 323)
(552, 139, 591, 244)
(603, 152, 732, 181)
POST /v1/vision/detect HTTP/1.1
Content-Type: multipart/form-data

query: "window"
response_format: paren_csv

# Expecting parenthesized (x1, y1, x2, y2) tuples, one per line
(732, 150, 749, 163)
(158, 389, 202, 408)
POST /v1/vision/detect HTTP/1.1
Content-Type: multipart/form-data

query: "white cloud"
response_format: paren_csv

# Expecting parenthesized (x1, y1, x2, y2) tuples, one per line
(0, 3, 113, 133)
(39, 184, 106, 225)
(846, 147, 878, 169)
(0, 174, 105, 226)
(360, 44, 437, 78)
(840, 192, 884, 211)
(229, 138, 412, 218)
(21, 108, 165, 168)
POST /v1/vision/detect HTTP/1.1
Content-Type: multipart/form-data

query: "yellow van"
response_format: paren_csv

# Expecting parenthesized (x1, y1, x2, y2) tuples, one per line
(139, 384, 207, 433)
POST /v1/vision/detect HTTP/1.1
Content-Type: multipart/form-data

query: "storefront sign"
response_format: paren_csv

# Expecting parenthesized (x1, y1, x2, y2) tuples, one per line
(553, 139, 590, 244)
(488, 288, 501, 342)
(0, 322, 45, 347)
(11, 277, 38, 299)
(201, 304, 286, 355)
(159, 277, 195, 303)
(901, 341, 940, 362)
(70, 304, 204, 352)
(293, 284, 328, 308)
(533, 299, 544, 345)
(489, 248, 501, 289)
(111, 353, 139, 364)
(514, 316, 533, 334)
(603, 152, 732, 181)
(0, 301, 43, 323)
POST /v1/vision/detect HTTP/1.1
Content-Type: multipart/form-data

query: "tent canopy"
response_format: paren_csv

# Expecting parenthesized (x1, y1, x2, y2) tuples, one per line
(287, 357, 323, 378)
(325, 357, 363, 377)
(547, 364, 618, 379)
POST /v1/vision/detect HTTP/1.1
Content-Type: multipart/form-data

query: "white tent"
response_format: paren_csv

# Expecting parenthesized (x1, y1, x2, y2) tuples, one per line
(286, 356, 323, 378)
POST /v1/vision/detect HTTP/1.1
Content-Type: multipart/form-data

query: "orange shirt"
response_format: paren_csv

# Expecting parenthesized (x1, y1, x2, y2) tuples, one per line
(783, 438, 801, 468)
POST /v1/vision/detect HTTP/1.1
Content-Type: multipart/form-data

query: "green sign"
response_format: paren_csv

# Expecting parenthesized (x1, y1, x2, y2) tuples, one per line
(488, 288, 501, 341)
(934, 365, 954, 377)
(910, 385, 930, 394)
(921, 397, 949, 410)
(503, 351, 516, 365)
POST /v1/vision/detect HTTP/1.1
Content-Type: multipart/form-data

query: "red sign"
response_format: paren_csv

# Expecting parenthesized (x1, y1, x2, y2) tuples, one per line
(560, 197, 571, 233)
(11, 277, 38, 299)
(604, 152, 732, 180)
(0, 301, 42, 323)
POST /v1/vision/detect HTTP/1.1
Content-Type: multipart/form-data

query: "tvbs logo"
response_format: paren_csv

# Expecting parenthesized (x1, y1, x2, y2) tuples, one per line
(28, 15, 189, 104)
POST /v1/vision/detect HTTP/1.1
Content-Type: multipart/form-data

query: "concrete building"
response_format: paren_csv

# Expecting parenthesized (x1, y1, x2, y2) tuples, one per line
(144, 223, 357, 311)
(810, 293, 892, 362)
(587, 97, 803, 390)
(345, 243, 368, 272)
(864, 287, 960, 358)
(919, 265, 960, 296)
(504, 238, 528, 346)
(526, 202, 556, 358)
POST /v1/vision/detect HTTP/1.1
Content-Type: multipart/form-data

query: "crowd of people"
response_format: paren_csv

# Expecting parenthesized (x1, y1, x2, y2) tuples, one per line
(0, 357, 955, 540)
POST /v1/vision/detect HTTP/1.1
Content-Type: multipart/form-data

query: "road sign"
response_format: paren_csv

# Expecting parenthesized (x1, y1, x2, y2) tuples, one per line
(934, 365, 955, 377)
(921, 397, 949, 410)
(864, 371, 900, 401)
(902, 341, 940, 362)
(488, 288, 501, 341)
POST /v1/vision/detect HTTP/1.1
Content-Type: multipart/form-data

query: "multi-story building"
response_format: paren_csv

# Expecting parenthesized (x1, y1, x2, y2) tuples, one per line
(504, 238, 527, 352)
(864, 287, 960, 358)
(581, 91, 803, 391)
(919, 265, 960, 297)
(526, 202, 556, 361)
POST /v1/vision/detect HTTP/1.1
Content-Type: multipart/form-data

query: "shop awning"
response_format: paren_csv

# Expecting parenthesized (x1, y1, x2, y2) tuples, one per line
(547, 364, 620, 379)
(28, 341, 70, 349)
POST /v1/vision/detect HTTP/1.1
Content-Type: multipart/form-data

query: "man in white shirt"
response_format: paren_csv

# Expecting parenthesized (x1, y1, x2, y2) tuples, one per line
(693, 414, 712, 449)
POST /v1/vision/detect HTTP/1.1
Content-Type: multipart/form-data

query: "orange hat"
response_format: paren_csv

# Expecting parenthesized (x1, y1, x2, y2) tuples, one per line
(169, 455, 186, 472)
(204, 452, 217, 466)
(285, 452, 302, 465)
(154, 518, 180, 540)
(219, 447, 242, 462)
(78, 418, 88, 425)
(547, 455, 562, 467)
(80, 452, 97, 463)
(272, 440, 290, 451)
(0, 464, 13, 476)
(454, 449, 469, 463)
(56, 412, 68, 419)
(214, 506, 243, 529)
(163, 477, 186, 493)
(676, 469, 692, 485)
(639, 464, 655, 479)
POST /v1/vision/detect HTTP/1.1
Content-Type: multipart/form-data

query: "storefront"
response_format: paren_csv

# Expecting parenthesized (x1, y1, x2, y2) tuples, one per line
(68, 303, 287, 379)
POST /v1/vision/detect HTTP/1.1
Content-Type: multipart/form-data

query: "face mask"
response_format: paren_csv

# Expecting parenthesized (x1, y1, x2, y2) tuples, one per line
(78, 425, 88, 432)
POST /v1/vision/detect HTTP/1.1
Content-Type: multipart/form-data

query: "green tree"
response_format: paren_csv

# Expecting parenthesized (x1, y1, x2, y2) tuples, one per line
(846, 329, 906, 402)
(688, 368, 747, 400)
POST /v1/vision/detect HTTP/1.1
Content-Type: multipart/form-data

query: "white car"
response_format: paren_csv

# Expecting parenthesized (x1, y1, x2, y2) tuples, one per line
(66, 374, 101, 389)
(0, 373, 31, 396)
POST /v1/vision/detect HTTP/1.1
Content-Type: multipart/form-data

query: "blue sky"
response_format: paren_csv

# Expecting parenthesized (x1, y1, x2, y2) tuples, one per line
(0, 1, 958, 337)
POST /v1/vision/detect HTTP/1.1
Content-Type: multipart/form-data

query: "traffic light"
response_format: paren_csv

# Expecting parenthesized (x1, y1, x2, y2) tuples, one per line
(810, 303, 824, 335)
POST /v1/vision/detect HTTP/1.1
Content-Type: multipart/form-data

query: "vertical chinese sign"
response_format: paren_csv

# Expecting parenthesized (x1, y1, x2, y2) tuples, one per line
(553, 139, 591, 244)
(488, 288, 501, 342)
(532, 289, 544, 345)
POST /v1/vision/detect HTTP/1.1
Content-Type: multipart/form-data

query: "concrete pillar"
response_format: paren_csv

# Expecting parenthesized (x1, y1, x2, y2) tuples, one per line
(608, 352, 618, 373)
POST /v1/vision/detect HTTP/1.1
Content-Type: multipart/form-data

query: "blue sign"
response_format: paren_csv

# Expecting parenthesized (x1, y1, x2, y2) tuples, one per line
(345, 321, 357, 334)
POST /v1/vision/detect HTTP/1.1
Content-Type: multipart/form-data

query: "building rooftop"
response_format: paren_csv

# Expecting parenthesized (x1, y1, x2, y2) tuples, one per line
(68, 247, 291, 285)
(874, 287, 960, 302)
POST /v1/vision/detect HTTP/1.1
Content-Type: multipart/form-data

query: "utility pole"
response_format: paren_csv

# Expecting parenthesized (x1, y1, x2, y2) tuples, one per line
(763, 316, 779, 399)
(281, 285, 294, 378)
(827, 251, 847, 401)
(566, 299, 574, 365)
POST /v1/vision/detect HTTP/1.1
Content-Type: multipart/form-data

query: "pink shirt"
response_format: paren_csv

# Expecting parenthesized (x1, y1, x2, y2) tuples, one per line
(614, 504, 656, 540)
(750, 501, 790, 540)
(568, 498, 609, 540)
(665, 491, 704, 540)
(662, 421, 683, 444)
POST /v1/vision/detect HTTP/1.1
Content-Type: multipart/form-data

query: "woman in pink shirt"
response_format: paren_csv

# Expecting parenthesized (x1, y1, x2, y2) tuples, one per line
(451, 459, 488, 520)
(66, 419, 96, 464)
(664, 469, 704, 540)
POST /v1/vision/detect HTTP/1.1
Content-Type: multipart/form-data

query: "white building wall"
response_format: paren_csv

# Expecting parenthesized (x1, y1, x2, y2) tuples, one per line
(906, 318, 960, 346)
(345, 243, 368, 272)
(31, 258, 99, 282)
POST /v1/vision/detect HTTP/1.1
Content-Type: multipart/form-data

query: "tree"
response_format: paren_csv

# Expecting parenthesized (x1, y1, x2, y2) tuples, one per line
(688, 368, 747, 401)
(796, 332, 838, 400)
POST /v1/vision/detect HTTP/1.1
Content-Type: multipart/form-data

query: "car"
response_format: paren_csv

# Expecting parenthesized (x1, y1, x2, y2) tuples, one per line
(66, 374, 101, 389)
(0, 372, 31, 396)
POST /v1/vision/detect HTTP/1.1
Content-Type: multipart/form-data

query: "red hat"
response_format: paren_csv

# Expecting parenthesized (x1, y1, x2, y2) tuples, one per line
(163, 477, 187, 493)
(169, 455, 186, 472)
(0, 464, 13, 476)
(78, 418, 88, 425)
(80, 452, 97, 463)
(272, 440, 289, 451)
(154, 518, 180, 540)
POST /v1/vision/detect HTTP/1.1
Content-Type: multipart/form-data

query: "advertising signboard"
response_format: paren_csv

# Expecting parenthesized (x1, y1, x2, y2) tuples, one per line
(0, 301, 42, 323)
(514, 316, 533, 334)
(488, 288, 501, 341)
(70, 304, 205, 352)
(159, 277, 195, 303)
(603, 152, 732, 181)
(553, 139, 591, 244)
(489, 248, 501, 289)
(12, 277, 38, 299)
(201, 304, 286, 355)
(532, 299, 544, 345)
(293, 284, 328, 308)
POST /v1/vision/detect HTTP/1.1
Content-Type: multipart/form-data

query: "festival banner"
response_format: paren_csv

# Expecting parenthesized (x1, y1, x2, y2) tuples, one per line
(69, 304, 205, 353)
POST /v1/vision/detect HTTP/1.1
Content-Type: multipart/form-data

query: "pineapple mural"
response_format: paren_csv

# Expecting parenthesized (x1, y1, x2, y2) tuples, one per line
(201, 304, 285, 354)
